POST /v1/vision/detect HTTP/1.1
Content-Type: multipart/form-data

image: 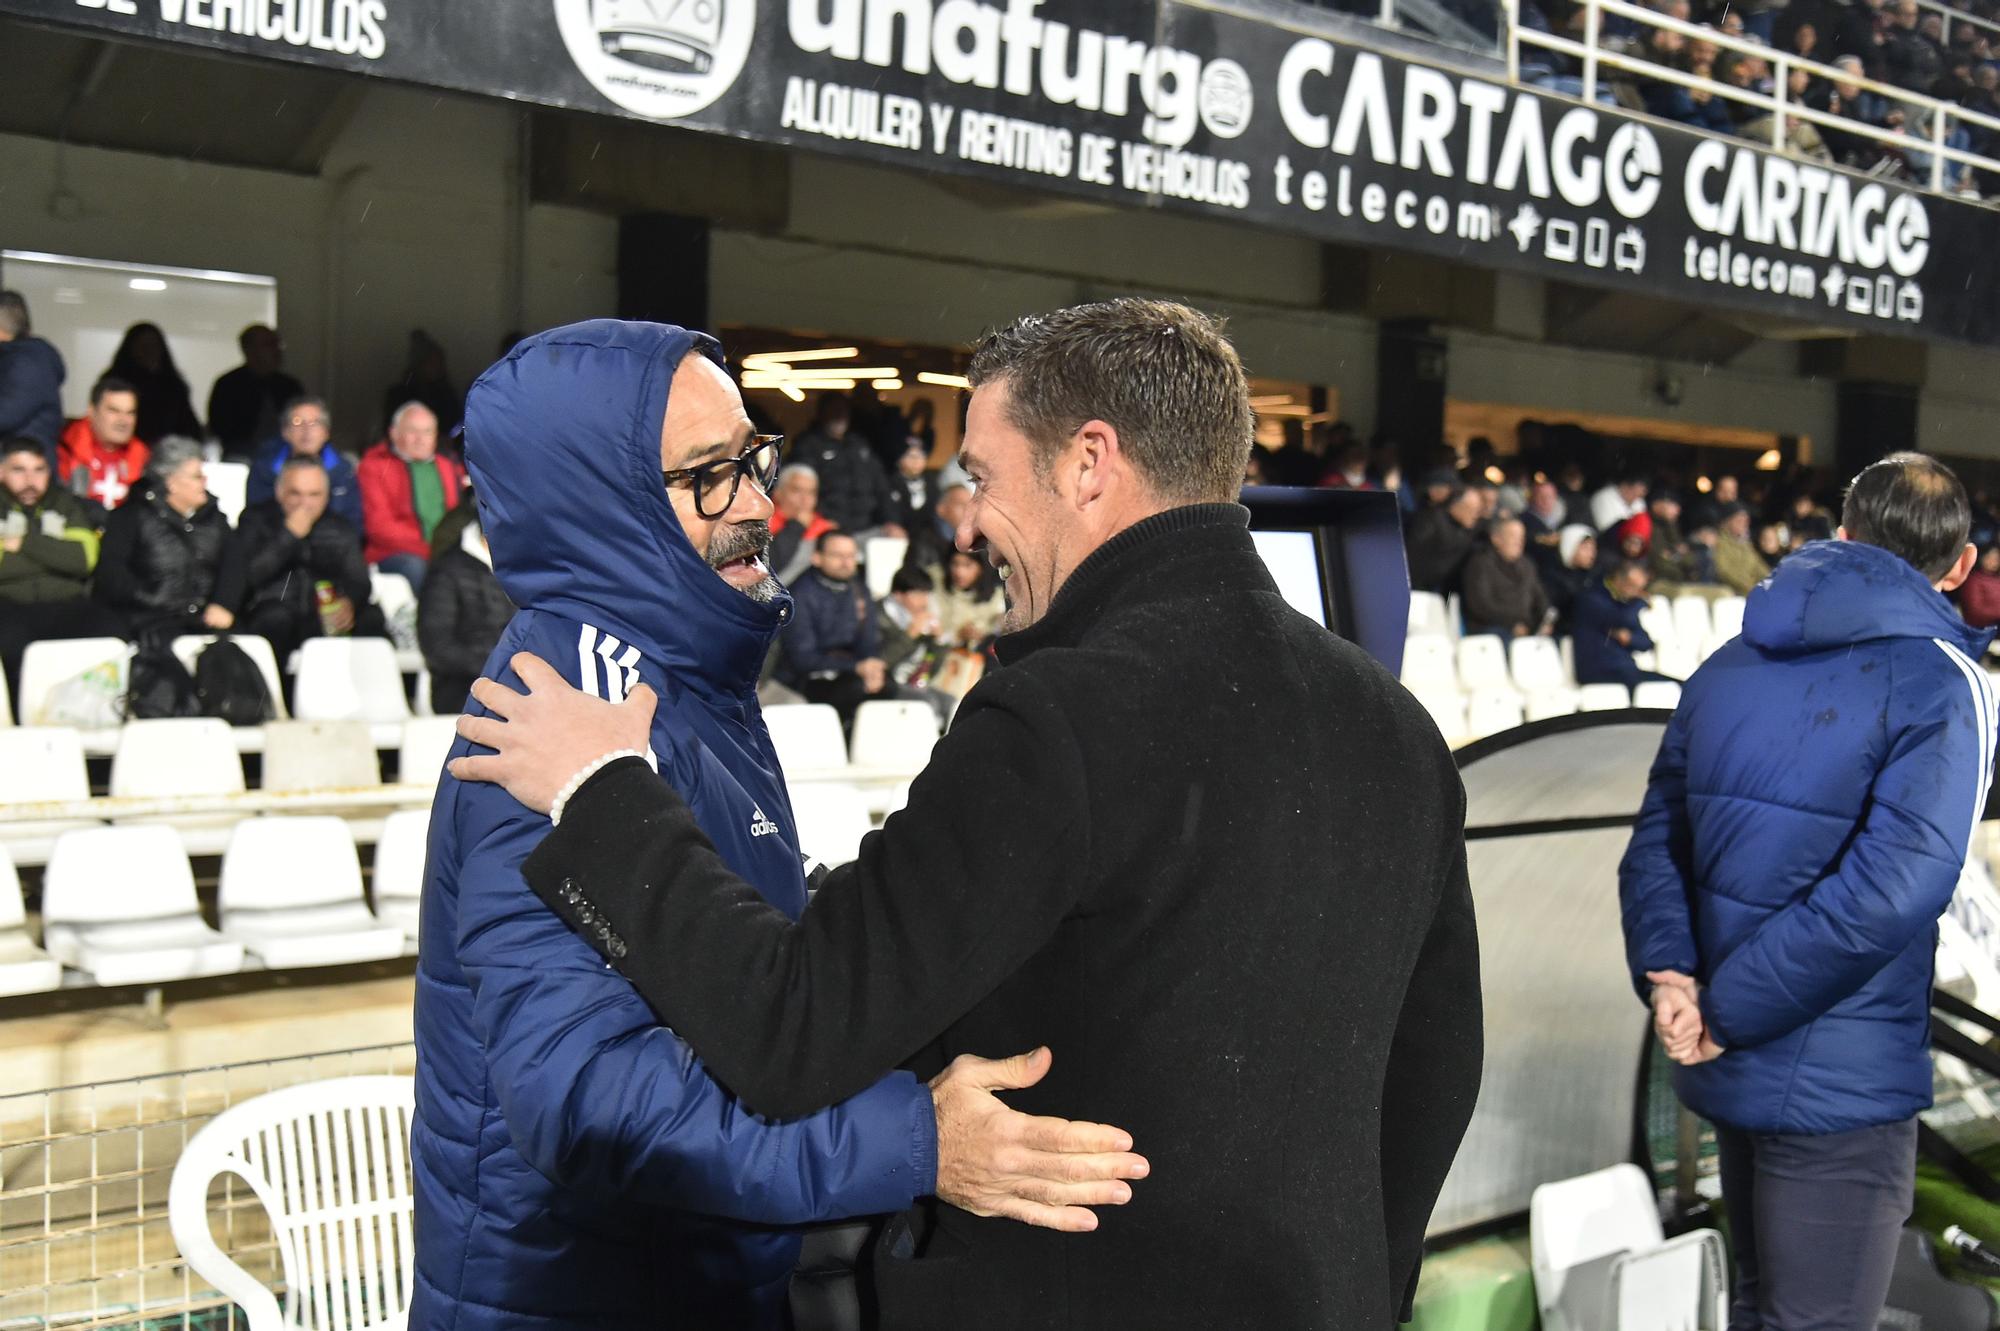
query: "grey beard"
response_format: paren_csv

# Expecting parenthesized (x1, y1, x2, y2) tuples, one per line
(738, 573, 784, 604)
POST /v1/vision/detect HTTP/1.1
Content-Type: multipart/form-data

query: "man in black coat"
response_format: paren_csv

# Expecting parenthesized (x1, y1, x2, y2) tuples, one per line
(418, 516, 514, 714)
(450, 299, 1482, 1330)
(234, 456, 384, 663)
(1405, 483, 1486, 594)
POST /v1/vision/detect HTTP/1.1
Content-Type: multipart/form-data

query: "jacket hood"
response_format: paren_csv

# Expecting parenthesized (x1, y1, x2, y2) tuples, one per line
(463, 320, 790, 695)
(1743, 538, 1992, 656)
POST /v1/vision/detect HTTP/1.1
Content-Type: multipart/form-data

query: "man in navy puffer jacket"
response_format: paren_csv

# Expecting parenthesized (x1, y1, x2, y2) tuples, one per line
(409, 321, 1132, 1330)
(1621, 452, 1996, 1331)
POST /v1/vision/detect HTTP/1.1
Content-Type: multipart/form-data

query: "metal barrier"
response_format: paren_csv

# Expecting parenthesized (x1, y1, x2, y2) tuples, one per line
(0, 1043, 415, 1330)
(1502, 0, 2000, 193)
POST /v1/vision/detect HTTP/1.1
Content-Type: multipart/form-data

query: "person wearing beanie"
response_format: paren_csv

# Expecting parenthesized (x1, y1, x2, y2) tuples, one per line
(1544, 524, 1601, 633)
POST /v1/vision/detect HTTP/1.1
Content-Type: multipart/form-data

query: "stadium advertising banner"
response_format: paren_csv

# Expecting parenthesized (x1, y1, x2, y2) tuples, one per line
(10, 0, 1998, 345)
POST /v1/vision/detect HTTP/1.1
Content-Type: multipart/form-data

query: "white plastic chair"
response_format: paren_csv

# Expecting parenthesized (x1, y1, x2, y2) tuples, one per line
(368, 571, 417, 623)
(42, 825, 244, 985)
(1653, 639, 1701, 681)
(790, 783, 874, 869)
(397, 716, 459, 791)
(1465, 690, 1527, 742)
(0, 845, 62, 996)
(1509, 636, 1570, 695)
(169, 1075, 416, 1331)
(18, 637, 129, 730)
(1406, 591, 1452, 640)
(849, 699, 940, 772)
(1633, 681, 1684, 710)
(864, 536, 910, 600)
(1671, 595, 1714, 653)
(370, 809, 430, 948)
(1413, 688, 1468, 747)
(203, 460, 250, 527)
(172, 634, 290, 721)
(220, 818, 405, 969)
(763, 704, 850, 776)
(261, 721, 381, 794)
(1524, 689, 1581, 723)
(0, 663, 12, 726)
(293, 639, 412, 737)
(1710, 597, 1747, 646)
(1530, 1163, 1727, 1331)
(111, 718, 247, 856)
(0, 727, 102, 867)
(1456, 636, 1517, 696)
(1579, 683, 1633, 712)
(1400, 636, 1459, 695)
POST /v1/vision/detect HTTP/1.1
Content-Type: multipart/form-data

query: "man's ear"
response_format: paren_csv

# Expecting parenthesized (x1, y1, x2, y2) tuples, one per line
(1069, 420, 1121, 508)
(1937, 542, 1979, 594)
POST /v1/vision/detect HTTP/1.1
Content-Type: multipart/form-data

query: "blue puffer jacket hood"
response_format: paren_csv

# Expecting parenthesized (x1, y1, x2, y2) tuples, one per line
(408, 321, 934, 1331)
(1621, 536, 1997, 1135)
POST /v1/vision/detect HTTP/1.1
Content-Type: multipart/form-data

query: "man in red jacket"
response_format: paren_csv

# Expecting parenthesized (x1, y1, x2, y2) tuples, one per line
(58, 377, 149, 511)
(358, 400, 463, 591)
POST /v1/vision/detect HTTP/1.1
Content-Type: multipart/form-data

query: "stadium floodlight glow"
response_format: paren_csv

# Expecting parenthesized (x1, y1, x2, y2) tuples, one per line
(1248, 394, 1294, 407)
(871, 378, 904, 390)
(128, 278, 168, 292)
(1484, 466, 1505, 485)
(1696, 476, 1713, 493)
(739, 347, 860, 368)
(741, 375, 859, 390)
(1755, 449, 1782, 472)
(916, 372, 972, 389)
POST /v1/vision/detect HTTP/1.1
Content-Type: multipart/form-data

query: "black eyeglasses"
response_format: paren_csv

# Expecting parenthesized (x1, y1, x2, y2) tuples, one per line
(663, 435, 783, 519)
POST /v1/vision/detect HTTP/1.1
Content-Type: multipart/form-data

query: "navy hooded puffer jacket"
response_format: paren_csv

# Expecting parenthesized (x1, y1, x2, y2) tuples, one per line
(408, 321, 937, 1330)
(1621, 539, 1997, 1135)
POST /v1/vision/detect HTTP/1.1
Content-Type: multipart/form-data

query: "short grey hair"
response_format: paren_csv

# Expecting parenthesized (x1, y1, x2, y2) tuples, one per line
(967, 298, 1253, 503)
(151, 435, 205, 479)
(776, 463, 818, 486)
(278, 454, 328, 480)
(390, 400, 437, 431)
(0, 292, 27, 339)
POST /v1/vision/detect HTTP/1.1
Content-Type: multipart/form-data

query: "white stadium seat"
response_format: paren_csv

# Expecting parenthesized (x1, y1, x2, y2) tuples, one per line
(260, 720, 381, 794)
(371, 808, 430, 948)
(369, 570, 418, 622)
(220, 817, 406, 969)
(1509, 636, 1570, 694)
(1407, 590, 1452, 639)
(849, 699, 940, 771)
(1671, 595, 1714, 653)
(0, 846, 63, 996)
(864, 536, 910, 600)
(1578, 683, 1633, 711)
(1652, 640, 1701, 682)
(171, 634, 289, 720)
(790, 783, 874, 869)
(43, 826, 244, 986)
(1709, 596, 1747, 646)
(1456, 636, 1516, 695)
(763, 704, 849, 775)
(1413, 688, 1468, 746)
(110, 718, 246, 856)
(1465, 690, 1527, 742)
(0, 664, 11, 726)
(1400, 636, 1458, 695)
(293, 638, 412, 741)
(0, 727, 102, 866)
(1531, 1164, 1727, 1331)
(398, 715, 460, 790)
(18, 637, 128, 732)
(1636, 604, 1677, 653)
(202, 460, 250, 527)
(1633, 681, 1684, 710)
(1524, 689, 1581, 723)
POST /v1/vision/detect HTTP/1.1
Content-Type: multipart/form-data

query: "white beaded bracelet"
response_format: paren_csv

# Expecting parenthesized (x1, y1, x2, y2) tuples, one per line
(549, 749, 650, 827)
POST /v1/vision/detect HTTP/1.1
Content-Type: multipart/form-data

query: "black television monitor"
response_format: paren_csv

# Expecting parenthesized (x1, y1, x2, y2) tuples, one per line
(1241, 486, 1410, 676)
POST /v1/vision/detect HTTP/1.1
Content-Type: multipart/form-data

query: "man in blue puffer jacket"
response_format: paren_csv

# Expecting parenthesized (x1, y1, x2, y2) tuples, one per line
(408, 321, 1132, 1329)
(1621, 452, 1995, 1331)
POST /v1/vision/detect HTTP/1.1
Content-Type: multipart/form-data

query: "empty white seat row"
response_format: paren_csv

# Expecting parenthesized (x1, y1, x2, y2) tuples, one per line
(763, 700, 941, 776)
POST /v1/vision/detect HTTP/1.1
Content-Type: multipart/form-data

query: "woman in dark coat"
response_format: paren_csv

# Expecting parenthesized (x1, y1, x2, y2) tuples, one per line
(93, 436, 243, 640)
(106, 323, 204, 445)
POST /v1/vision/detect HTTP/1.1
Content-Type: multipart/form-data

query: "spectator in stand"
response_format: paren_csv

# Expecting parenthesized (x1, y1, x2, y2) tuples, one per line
(797, 393, 901, 537)
(1622, 455, 1989, 1331)
(1714, 503, 1774, 593)
(1321, 442, 1376, 490)
(93, 436, 242, 641)
(1406, 483, 1486, 594)
(0, 292, 65, 463)
(904, 396, 937, 456)
(1688, 472, 1740, 531)
(885, 439, 939, 535)
(1591, 473, 1649, 533)
(235, 457, 385, 663)
(0, 436, 118, 698)
(359, 401, 466, 593)
(1418, 467, 1461, 511)
(1886, 0, 1945, 89)
(1759, 520, 1794, 564)
(878, 564, 942, 677)
(849, 382, 911, 472)
(1575, 560, 1672, 688)
(1603, 511, 1655, 572)
(1546, 525, 1602, 633)
(775, 530, 898, 732)
(381, 329, 463, 440)
(247, 396, 363, 530)
(1259, 420, 1324, 488)
(1646, 491, 1720, 596)
(1522, 477, 1572, 569)
(418, 514, 515, 715)
(1957, 543, 2000, 628)
(1788, 489, 1836, 544)
(766, 462, 836, 585)
(934, 545, 1008, 648)
(1462, 517, 1552, 638)
(903, 480, 969, 585)
(206, 325, 304, 463)
(105, 322, 203, 446)
(58, 378, 149, 511)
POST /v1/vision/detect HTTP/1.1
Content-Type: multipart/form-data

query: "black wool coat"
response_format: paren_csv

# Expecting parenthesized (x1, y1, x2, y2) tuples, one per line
(526, 503, 1483, 1330)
